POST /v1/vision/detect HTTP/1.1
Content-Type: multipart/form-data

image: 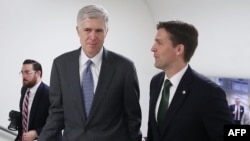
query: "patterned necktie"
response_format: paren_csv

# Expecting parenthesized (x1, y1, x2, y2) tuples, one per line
(157, 79, 172, 133)
(82, 60, 94, 118)
(22, 89, 30, 133)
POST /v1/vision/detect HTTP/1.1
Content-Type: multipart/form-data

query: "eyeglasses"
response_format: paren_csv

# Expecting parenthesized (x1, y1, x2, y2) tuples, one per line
(19, 71, 36, 76)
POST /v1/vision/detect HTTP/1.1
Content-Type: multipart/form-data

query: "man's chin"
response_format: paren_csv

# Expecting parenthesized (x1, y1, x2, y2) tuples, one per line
(23, 83, 33, 88)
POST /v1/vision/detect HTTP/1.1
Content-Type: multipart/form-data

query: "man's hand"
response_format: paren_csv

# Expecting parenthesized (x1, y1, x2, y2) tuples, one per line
(22, 130, 38, 141)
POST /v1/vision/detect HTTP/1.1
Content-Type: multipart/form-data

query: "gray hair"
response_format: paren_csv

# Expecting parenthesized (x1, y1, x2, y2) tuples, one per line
(77, 4, 109, 28)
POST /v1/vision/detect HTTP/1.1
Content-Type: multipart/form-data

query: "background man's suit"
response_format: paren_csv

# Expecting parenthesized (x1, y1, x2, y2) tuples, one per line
(147, 66, 233, 141)
(16, 82, 62, 141)
(38, 47, 142, 141)
(229, 104, 244, 124)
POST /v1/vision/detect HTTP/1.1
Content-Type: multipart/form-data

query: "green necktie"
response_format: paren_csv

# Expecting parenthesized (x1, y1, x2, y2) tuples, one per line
(157, 79, 172, 132)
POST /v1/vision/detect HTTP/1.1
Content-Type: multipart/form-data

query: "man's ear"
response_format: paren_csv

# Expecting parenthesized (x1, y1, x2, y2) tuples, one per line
(36, 70, 42, 77)
(76, 26, 80, 36)
(176, 44, 184, 56)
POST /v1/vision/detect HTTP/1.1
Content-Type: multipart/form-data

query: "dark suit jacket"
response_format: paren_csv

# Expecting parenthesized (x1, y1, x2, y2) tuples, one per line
(147, 66, 233, 141)
(38, 47, 142, 141)
(16, 82, 62, 141)
(229, 104, 244, 121)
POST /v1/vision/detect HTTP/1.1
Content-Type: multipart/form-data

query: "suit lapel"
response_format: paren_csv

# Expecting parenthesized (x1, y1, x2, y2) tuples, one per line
(148, 72, 165, 139)
(29, 83, 43, 128)
(161, 66, 194, 134)
(65, 48, 87, 123)
(151, 73, 165, 123)
(20, 88, 26, 111)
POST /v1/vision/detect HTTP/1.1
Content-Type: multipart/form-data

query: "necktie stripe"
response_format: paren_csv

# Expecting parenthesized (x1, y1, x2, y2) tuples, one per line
(22, 89, 30, 133)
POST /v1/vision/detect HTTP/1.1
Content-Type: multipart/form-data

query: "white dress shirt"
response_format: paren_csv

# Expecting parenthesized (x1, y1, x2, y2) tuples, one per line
(155, 65, 188, 120)
(24, 80, 41, 129)
(79, 47, 103, 93)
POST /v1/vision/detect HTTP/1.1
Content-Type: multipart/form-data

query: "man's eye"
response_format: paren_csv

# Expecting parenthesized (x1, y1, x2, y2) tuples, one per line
(96, 29, 104, 33)
(156, 41, 161, 45)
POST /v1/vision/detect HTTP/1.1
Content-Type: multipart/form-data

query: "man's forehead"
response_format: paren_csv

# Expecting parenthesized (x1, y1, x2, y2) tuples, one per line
(22, 64, 33, 69)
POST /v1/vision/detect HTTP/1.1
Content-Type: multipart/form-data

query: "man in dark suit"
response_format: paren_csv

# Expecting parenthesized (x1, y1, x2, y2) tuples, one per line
(229, 97, 244, 124)
(38, 4, 142, 141)
(147, 21, 233, 141)
(16, 59, 62, 141)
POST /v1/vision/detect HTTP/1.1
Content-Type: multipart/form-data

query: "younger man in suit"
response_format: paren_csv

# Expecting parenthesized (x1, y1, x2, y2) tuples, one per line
(16, 59, 62, 141)
(147, 20, 233, 141)
(229, 97, 245, 124)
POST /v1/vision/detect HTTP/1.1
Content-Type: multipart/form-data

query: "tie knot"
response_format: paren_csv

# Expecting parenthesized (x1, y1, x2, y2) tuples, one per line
(86, 60, 92, 67)
(26, 89, 31, 96)
(164, 79, 172, 88)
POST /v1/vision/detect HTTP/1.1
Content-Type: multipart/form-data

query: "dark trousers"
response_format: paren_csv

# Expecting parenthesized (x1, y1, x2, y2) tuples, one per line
(234, 120, 241, 125)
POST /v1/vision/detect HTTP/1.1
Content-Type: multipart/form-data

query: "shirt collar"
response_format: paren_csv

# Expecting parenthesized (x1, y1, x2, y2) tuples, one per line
(165, 64, 188, 87)
(80, 47, 103, 69)
(28, 80, 42, 94)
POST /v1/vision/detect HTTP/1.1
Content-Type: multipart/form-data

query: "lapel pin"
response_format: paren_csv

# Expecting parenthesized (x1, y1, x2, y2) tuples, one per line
(182, 90, 186, 94)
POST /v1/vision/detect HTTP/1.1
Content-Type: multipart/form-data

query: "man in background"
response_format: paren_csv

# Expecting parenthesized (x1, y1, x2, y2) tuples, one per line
(16, 59, 61, 141)
(229, 97, 245, 124)
(38, 4, 142, 141)
(147, 20, 233, 141)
